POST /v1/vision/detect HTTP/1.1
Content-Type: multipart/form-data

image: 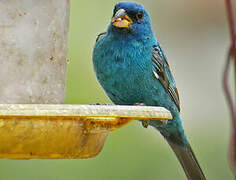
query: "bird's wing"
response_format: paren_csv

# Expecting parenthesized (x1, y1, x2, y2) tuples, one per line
(96, 32, 106, 42)
(152, 45, 180, 112)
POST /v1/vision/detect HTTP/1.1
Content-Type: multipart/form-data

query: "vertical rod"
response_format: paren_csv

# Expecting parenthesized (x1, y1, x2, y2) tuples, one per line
(225, 0, 236, 175)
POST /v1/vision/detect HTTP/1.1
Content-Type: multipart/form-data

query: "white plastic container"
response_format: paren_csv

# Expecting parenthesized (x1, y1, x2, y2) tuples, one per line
(0, 0, 70, 103)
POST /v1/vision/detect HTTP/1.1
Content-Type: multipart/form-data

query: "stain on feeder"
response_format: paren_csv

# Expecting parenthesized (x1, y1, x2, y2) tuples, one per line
(50, 56, 55, 62)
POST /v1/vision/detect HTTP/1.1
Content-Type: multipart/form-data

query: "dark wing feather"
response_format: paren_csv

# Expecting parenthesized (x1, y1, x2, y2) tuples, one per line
(96, 32, 106, 42)
(152, 45, 181, 112)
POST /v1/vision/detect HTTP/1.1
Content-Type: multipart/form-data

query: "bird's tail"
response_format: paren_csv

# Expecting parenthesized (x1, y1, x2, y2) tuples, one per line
(166, 139, 206, 180)
(149, 113, 205, 179)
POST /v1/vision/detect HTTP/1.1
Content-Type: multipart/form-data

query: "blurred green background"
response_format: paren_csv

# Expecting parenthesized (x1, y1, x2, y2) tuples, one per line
(0, 0, 233, 179)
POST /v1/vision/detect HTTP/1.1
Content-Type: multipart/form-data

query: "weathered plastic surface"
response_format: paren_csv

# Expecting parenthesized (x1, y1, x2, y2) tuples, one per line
(0, 104, 172, 159)
(0, 0, 70, 103)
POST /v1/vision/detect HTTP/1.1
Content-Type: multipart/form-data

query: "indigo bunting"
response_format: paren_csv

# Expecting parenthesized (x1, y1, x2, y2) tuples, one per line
(93, 2, 205, 179)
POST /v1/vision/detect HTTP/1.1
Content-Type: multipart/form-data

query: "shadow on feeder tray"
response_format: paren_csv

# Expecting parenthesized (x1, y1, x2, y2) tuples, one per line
(0, 104, 172, 159)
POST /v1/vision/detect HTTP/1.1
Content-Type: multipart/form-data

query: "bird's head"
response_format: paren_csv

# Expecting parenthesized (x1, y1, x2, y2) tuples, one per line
(108, 2, 153, 39)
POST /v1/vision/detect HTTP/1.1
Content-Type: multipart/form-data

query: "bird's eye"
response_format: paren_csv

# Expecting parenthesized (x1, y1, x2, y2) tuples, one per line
(136, 11, 144, 20)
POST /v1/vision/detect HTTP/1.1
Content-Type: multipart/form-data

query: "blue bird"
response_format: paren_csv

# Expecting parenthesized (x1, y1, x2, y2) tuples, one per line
(93, 2, 205, 179)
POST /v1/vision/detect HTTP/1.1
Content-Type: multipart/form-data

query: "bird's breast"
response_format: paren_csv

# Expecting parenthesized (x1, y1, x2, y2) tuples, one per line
(93, 38, 153, 104)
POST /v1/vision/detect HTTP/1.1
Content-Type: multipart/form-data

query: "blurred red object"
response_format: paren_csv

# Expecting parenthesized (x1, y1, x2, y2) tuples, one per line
(223, 0, 236, 175)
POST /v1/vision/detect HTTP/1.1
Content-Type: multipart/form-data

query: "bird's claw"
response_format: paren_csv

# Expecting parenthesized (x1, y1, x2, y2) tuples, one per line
(134, 103, 150, 128)
(134, 103, 145, 106)
(91, 103, 101, 105)
(91, 103, 111, 105)
(141, 120, 150, 128)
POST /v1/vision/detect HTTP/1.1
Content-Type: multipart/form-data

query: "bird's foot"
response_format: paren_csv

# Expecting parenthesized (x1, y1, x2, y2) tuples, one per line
(134, 103, 146, 106)
(91, 103, 112, 105)
(91, 103, 101, 105)
(141, 120, 150, 128)
(134, 103, 150, 128)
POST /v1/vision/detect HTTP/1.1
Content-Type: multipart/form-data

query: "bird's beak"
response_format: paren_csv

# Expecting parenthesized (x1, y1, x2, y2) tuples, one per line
(112, 9, 133, 28)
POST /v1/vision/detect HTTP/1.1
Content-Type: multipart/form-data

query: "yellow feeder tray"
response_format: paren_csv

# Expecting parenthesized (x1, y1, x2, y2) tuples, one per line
(0, 104, 172, 159)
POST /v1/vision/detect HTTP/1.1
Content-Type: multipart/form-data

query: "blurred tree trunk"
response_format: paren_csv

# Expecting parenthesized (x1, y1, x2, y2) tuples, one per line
(0, 0, 70, 104)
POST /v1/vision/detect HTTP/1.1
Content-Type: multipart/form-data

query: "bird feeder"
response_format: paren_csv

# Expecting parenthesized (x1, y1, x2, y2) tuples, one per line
(0, 0, 172, 159)
(0, 104, 171, 159)
(0, 0, 69, 104)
